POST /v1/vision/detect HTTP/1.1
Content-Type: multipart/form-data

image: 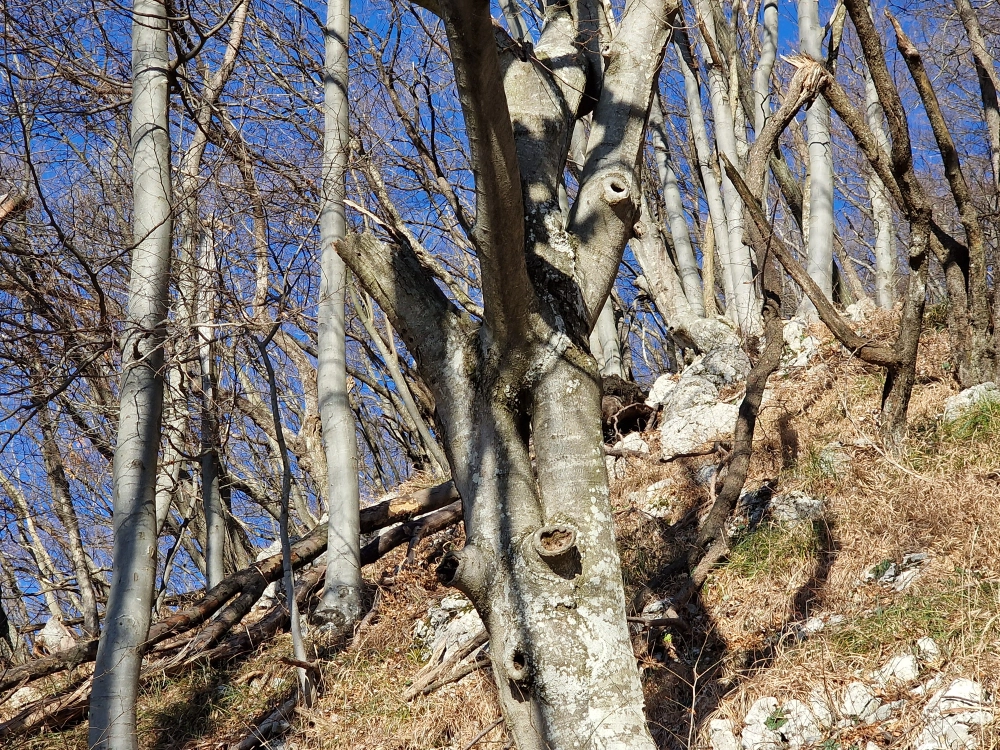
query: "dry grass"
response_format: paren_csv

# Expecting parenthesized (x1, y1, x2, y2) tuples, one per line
(17, 322, 1000, 749)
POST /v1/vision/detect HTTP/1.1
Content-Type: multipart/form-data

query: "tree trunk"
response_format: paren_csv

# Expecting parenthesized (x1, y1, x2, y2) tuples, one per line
(649, 93, 704, 314)
(954, 0, 1000, 197)
(314, 0, 363, 635)
(797, 0, 835, 311)
(589, 297, 625, 377)
(88, 0, 172, 745)
(863, 66, 897, 309)
(37, 403, 100, 637)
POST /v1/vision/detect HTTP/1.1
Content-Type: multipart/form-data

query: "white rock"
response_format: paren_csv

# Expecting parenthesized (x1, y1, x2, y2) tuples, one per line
(709, 718, 740, 750)
(873, 700, 904, 722)
(872, 653, 920, 687)
(660, 375, 719, 418)
(614, 433, 650, 454)
(925, 679, 992, 726)
(779, 699, 824, 749)
(7, 686, 41, 710)
(917, 637, 942, 663)
(845, 298, 877, 322)
(915, 716, 977, 750)
(864, 743, 880, 750)
(686, 346, 752, 387)
(913, 674, 946, 697)
(740, 722, 782, 750)
(807, 688, 836, 729)
(770, 491, 825, 522)
(415, 594, 485, 663)
(840, 682, 881, 723)
(943, 382, 1000, 422)
(660, 402, 740, 460)
(36, 618, 76, 653)
(744, 696, 779, 727)
(646, 374, 678, 408)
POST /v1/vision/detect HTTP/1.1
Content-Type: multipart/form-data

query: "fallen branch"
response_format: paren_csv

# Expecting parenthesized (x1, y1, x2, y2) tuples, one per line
(403, 627, 489, 700)
(0, 482, 461, 694)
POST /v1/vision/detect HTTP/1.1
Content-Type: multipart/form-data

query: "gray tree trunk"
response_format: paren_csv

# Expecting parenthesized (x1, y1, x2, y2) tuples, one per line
(797, 0, 835, 311)
(589, 297, 625, 377)
(954, 0, 1000, 196)
(691, 3, 762, 333)
(649, 93, 704, 314)
(37, 403, 100, 636)
(752, 0, 778, 201)
(863, 66, 897, 309)
(88, 0, 172, 746)
(198, 227, 225, 588)
(314, 0, 363, 635)
(673, 32, 736, 309)
(338, 0, 676, 742)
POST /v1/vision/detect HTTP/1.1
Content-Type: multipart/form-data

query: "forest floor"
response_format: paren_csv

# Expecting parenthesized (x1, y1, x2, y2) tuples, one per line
(15, 316, 1000, 750)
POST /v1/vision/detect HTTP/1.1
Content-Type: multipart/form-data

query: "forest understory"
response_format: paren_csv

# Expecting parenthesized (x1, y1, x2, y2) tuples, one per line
(7, 314, 999, 750)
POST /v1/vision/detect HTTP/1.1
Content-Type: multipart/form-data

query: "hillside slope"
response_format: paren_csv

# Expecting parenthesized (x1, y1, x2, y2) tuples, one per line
(14, 316, 1000, 750)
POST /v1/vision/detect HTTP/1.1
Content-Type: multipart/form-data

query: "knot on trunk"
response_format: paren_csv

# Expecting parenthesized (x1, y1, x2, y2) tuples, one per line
(532, 524, 582, 579)
(436, 544, 488, 604)
(504, 644, 531, 685)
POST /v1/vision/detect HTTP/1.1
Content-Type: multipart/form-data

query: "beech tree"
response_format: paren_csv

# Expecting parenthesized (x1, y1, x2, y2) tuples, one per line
(337, 0, 679, 745)
(88, 0, 172, 745)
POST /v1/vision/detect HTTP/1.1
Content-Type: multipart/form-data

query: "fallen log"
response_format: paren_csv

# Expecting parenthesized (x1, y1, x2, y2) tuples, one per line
(0, 482, 460, 694)
(0, 501, 465, 740)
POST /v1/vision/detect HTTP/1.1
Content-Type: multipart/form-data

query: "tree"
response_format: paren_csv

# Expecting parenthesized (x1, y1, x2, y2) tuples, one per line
(314, 0, 364, 634)
(88, 0, 172, 745)
(337, 0, 678, 745)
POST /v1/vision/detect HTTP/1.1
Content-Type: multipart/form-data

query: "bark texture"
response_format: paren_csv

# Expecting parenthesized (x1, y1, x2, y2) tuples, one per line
(314, 0, 363, 634)
(88, 0, 172, 745)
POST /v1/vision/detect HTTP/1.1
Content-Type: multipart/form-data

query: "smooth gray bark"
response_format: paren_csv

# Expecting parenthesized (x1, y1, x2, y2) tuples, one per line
(88, 0, 172, 745)
(38, 403, 99, 636)
(797, 0, 835, 310)
(863, 66, 897, 309)
(649, 94, 704, 314)
(589, 297, 625, 377)
(954, 0, 1000, 195)
(314, 0, 363, 634)
(692, 3, 761, 333)
(673, 33, 736, 308)
(198, 227, 225, 588)
(340, 0, 674, 741)
(752, 0, 778, 199)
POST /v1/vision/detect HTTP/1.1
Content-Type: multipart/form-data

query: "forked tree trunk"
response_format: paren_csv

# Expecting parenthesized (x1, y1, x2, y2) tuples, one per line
(338, 0, 676, 741)
(88, 0, 172, 745)
(314, 0, 363, 634)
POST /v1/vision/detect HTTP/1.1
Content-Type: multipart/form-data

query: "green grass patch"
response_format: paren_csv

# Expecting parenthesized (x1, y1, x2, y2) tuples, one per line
(907, 397, 1000, 472)
(727, 521, 822, 579)
(831, 573, 1000, 658)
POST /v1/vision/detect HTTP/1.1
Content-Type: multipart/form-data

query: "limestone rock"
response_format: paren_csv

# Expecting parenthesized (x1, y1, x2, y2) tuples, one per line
(709, 718, 740, 750)
(659, 375, 719, 418)
(942, 382, 1000, 422)
(744, 696, 779, 727)
(779, 698, 825, 749)
(660, 402, 739, 460)
(872, 653, 920, 688)
(36, 618, 76, 653)
(840, 682, 880, 723)
(646, 374, 678, 408)
(614, 433, 649, 454)
(685, 346, 752, 388)
(413, 594, 485, 663)
(917, 637, 942, 664)
(770, 491, 825, 522)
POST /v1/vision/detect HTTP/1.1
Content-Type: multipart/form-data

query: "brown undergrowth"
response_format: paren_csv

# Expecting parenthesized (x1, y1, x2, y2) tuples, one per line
(17, 320, 1000, 749)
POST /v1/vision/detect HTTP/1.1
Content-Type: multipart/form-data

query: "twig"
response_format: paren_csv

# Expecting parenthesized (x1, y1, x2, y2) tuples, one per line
(462, 717, 505, 749)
